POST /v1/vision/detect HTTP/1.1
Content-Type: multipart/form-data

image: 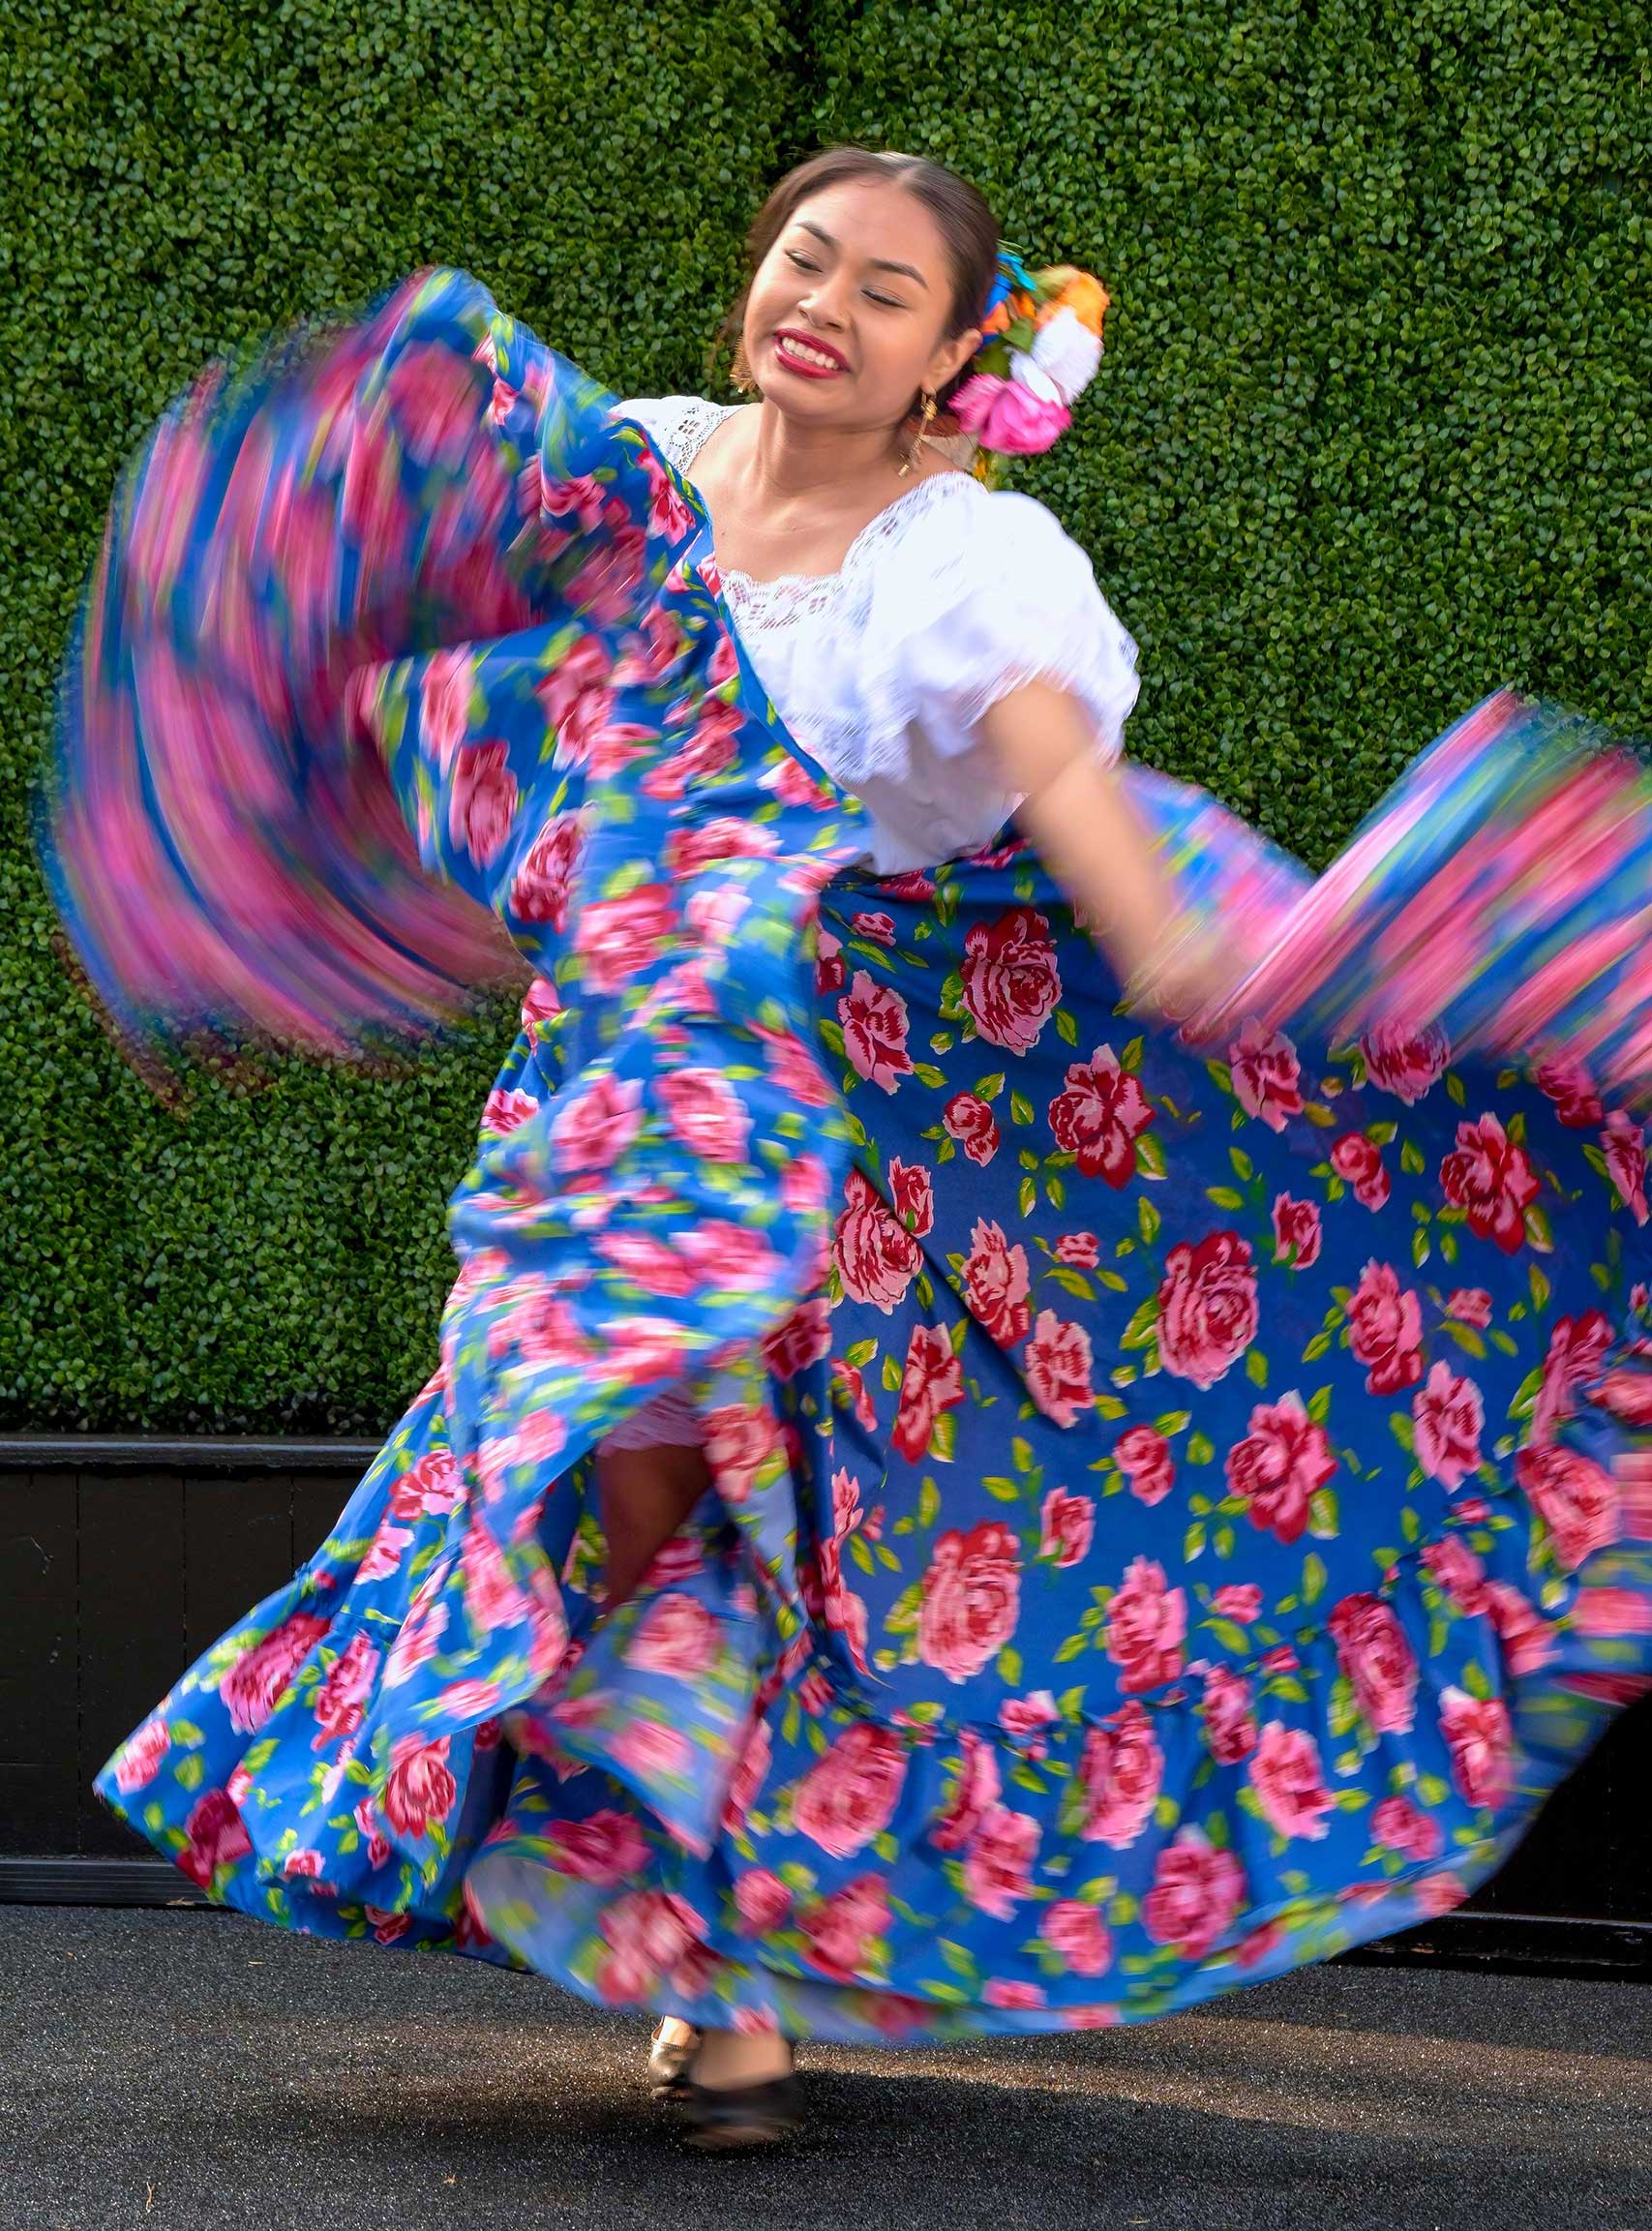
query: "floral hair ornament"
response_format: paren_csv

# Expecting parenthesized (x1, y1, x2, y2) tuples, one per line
(951, 247, 1110, 484)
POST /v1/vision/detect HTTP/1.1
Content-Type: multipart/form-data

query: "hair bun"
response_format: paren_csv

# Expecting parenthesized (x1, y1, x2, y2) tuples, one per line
(950, 250, 1111, 477)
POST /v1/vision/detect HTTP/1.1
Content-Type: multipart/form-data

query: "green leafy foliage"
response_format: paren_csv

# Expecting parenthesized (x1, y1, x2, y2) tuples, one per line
(2, 1, 1646, 1426)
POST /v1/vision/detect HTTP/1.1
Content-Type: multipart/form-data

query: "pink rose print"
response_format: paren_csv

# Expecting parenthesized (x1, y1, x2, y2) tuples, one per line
(1602, 1111, 1649, 1222)
(521, 977, 562, 1033)
(642, 697, 742, 799)
(1143, 1829, 1247, 1958)
(219, 1611, 329, 1735)
(1535, 1061, 1604, 1130)
(852, 910, 897, 947)
(930, 1729, 1002, 1853)
(180, 1788, 253, 1889)
(419, 647, 475, 772)
(1447, 1287, 1493, 1328)
(840, 971, 915, 1093)
(1345, 1260, 1424, 1395)
(1078, 1701, 1163, 1846)
(481, 1086, 538, 1136)
(1572, 1586, 1652, 1639)
(594, 1889, 705, 2004)
(383, 1733, 459, 1838)
(734, 1868, 792, 1935)
(1422, 1532, 1488, 1613)
(1371, 1794, 1443, 1862)
(815, 928, 846, 994)
(1114, 1424, 1175, 1507)
(1106, 1556, 1186, 1693)
(383, 1583, 449, 1689)
(1331, 1131, 1392, 1210)
(722, 1719, 773, 1833)
(832, 1170, 922, 1314)
(1048, 1045, 1155, 1183)
(1515, 1444, 1621, 1570)
(575, 884, 676, 994)
(918, 1523, 1022, 1681)
(791, 1722, 907, 1857)
(1328, 1593, 1419, 1734)
(1157, 1231, 1258, 1390)
(1228, 1021, 1304, 1131)
(762, 1298, 832, 1382)
(1056, 1231, 1099, 1267)
(1248, 1721, 1334, 1841)
(447, 740, 518, 865)
(1361, 1020, 1450, 1104)
(1438, 1686, 1514, 1810)
(462, 1516, 533, 1631)
(1041, 1901, 1114, 1977)
(661, 817, 778, 879)
(1211, 1583, 1264, 1623)
(508, 811, 583, 926)
(609, 1720, 692, 1783)
(1440, 1113, 1540, 1251)
(962, 1804, 1041, 1918)
(943, 1091, 1000, 1166)
(545, 1809, 650, 1885)
(701, 1403, 779, 1503)
(1485, 1583, 1559, 1673)
(891, 1325, 965, 1462)
(960, 906, 1062, 1052)
(1025, 1310, 1095, 1428)
(551, 1070, 644, 1172)
(310, 1630, 379, 1751)
(626, 1593, 721, 1679)
(1039, 1486, 1096, 1568)
(1533, 1310, 1614, 1443)
(800, 1874, 890, 1983)
(831, 1358, 878, 1433)
(1225, 1393, 1336, 1545)
(887, 1157, 935, 1236)
(1271, 1193, 1323, 1269)
(658, 1068, 750, 1164)
(1200, 1666, 1259, 1764)
(755, 1021, 834, 1109)
(964, 1218, 1033, 1346)
(113, 1717, 171, 1794)
(999, 1691, 1061, 1754)
(1413, 1363, 1485, 1490)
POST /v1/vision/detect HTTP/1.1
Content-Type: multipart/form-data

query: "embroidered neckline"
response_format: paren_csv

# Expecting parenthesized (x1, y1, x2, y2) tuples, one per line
(660, 398, 977, 632)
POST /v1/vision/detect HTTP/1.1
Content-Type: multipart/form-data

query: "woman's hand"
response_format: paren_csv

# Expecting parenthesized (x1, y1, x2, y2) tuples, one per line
(981, 681, 1243, 1017)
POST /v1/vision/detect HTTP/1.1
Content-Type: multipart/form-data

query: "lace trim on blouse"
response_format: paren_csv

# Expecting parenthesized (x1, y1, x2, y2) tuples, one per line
(626, 394, 977, 637)
(616, 393, 1139, 793)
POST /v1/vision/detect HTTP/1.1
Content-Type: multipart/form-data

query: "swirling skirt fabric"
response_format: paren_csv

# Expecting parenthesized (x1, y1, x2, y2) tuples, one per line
(44, 270, 1651, 2040)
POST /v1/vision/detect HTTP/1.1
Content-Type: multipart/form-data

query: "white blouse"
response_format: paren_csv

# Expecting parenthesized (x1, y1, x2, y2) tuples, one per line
(615, 394, 1142, 874)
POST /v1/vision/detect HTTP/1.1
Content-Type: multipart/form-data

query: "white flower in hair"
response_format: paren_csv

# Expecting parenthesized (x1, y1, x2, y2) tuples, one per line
(1007, 355, 1065, 406)
(1029, 305, 1103, 406)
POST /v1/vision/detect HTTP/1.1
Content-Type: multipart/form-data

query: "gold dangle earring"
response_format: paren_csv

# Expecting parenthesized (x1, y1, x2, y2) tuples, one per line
(731, 341, 759, 397)
(899, 388, 938, 477)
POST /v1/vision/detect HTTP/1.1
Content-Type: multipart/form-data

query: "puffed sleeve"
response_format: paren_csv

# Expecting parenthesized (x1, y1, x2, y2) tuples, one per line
(886, 490, 1141, 769)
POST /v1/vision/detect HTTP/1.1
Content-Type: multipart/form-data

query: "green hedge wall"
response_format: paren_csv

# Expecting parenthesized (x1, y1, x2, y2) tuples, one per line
(2, 1, 1646, 1430)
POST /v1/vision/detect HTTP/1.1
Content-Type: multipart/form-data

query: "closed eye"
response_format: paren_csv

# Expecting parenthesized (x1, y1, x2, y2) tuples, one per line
(785, 249, 905, 310)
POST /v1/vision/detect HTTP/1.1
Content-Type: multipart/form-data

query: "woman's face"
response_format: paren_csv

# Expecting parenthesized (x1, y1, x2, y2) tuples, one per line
(742, 176, 983, 434)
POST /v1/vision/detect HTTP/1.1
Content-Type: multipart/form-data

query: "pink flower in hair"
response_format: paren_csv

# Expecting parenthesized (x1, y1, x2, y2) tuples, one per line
(950, 373, 1071, 456)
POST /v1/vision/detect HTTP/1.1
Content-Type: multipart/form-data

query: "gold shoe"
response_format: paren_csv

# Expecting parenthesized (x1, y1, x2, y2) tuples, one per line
(647, 2020, 704, 2103)
(680, 2068, 804, 2152)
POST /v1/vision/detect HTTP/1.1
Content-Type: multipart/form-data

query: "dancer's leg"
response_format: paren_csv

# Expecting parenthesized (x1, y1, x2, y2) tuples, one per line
(595, 1439, 710, 1607)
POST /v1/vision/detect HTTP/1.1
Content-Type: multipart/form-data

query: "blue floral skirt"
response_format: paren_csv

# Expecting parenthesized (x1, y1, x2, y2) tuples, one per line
(44, 270, 1652, 2041)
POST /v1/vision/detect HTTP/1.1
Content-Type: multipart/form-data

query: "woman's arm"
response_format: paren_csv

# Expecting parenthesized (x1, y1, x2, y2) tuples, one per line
(979, 678, 1240, 1018)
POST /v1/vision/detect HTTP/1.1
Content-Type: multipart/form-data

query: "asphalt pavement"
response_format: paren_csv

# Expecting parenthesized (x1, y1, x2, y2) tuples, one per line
(1, 1907, 1647, 2231)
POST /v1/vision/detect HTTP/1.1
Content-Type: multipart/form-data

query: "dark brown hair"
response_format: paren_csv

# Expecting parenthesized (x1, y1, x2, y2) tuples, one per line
(706, 145, 1000, 423)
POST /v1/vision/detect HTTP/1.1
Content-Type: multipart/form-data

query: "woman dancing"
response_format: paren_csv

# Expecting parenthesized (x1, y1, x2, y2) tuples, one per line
(44, 145, 1652, 2153)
